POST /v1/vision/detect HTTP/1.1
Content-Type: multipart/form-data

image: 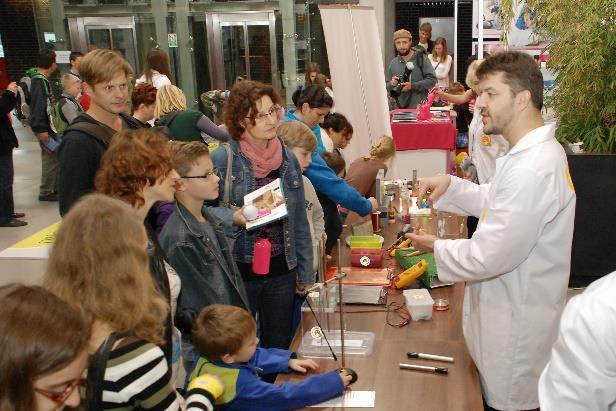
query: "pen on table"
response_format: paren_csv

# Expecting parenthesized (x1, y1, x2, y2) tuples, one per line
(407, 352, 455, 363)
(400, 363, 448, 374)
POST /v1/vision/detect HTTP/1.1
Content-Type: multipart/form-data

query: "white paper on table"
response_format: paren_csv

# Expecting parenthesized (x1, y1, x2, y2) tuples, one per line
(309, 391, 375, 408)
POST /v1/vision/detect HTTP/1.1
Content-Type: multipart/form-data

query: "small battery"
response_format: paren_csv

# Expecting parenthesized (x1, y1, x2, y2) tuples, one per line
(433, 298, 450, 311)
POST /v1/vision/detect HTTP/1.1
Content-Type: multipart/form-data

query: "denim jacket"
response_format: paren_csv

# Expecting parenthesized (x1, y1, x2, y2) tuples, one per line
(208, 138, 313, 285)
(160, 202, 251, 334)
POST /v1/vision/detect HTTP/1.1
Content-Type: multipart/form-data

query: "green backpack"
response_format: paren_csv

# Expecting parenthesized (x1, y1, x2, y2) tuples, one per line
(51, 95, 81, 136)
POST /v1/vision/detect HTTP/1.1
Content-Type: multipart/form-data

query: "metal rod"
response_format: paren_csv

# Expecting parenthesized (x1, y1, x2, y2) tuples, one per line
(304, 297, 338, 364)
(337, 238, 345, 368)
(304, 272, 346, 293)
(322, 233, 331, 332)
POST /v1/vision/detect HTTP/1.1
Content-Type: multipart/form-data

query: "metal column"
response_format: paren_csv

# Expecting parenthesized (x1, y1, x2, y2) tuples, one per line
(50, 0, 69, 51)
(280, 1, 298, 107)
(175, 0, 197, 107)
(151, 0, 170, 55)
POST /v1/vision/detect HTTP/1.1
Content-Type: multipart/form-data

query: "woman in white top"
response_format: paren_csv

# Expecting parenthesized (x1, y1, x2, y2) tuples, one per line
(428, 37, 453, 89)
(136, 48, 172, 89)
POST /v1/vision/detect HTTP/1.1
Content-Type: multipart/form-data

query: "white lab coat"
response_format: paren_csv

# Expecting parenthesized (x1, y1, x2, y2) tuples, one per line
(538, 271, 616, 411)
(433, 123, 576, 410)
(468, 108, 509, 184)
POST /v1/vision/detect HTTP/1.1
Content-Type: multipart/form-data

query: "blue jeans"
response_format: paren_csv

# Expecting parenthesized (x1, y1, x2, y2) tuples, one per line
(245, 271, 297, 350)
(0, 153, 14, 223)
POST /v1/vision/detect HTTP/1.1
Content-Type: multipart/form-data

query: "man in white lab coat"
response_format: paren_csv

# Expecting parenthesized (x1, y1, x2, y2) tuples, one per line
(407, 51, 576, 410)
(538, 271, 616, 411)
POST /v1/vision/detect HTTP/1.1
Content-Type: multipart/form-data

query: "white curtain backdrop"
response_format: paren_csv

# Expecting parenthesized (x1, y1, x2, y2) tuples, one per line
(319, 5, 392, 166)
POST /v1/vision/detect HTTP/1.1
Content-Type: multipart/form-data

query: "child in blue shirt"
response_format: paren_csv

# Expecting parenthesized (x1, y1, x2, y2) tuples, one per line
(188, 304, 352, 411)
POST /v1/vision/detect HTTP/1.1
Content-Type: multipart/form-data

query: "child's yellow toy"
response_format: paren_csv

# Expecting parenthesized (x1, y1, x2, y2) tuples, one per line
(394, 259, 429, 289)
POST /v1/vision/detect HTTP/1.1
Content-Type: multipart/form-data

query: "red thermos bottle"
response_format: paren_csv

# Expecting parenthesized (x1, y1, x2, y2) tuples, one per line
(252, 237, 271, 275)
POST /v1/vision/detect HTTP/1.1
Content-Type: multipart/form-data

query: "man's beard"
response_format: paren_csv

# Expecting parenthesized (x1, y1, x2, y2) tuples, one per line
(398, 47, 411, 57)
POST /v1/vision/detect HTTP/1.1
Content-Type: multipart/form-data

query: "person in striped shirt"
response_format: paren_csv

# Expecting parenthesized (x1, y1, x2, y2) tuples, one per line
(44, 194, 182, 410)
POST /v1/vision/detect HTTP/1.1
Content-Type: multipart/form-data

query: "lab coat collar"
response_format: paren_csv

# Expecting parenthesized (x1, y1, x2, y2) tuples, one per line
(507, 123, 555, 156)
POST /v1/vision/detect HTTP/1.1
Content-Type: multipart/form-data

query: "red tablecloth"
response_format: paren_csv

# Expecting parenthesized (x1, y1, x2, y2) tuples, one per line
(390, 109, 456, 151)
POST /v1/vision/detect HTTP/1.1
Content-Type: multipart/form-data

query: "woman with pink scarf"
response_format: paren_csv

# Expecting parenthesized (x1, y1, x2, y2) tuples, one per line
(208, 80, 313, 352)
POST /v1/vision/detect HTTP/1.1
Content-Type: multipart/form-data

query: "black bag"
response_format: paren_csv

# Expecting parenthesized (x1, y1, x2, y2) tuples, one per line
(86, 333, 120, 410)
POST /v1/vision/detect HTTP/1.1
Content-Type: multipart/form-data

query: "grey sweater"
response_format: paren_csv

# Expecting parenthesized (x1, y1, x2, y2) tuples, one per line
(385, 48, 437, 109)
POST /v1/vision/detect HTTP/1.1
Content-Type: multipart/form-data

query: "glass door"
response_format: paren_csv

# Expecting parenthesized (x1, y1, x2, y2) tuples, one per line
(86, 28, 111, 50)
(246, 23, 271, 85)
(85, 23, 139, 73)
(206, 12, 278, 93)
(221, 23, 247, 88)
(111, 28, 138, 73)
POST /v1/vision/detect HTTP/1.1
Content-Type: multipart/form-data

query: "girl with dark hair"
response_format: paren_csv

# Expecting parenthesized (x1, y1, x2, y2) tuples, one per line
(209, 80, 313, 350)
(0, 284, 90, 411)
(322, 112, 353, 155)
(137, 48, 172, 89)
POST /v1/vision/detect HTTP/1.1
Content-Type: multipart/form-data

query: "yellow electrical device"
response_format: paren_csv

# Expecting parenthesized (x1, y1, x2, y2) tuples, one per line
(389, 238, 412, 257)
(394, 259, 429, 289)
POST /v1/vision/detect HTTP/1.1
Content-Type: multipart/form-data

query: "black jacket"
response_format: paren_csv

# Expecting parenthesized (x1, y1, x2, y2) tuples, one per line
(29, 74, 53, 134)
(414, 39, 434, 54)
(0, 90, 18, 156)
(57, 112, 142, 216)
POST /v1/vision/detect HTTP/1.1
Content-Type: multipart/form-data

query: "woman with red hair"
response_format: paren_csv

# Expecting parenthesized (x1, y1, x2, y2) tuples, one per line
(95, 128, 180, 366)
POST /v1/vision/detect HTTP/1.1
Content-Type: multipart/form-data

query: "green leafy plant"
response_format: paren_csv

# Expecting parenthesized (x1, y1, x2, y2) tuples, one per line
(501, 0, 616, 152)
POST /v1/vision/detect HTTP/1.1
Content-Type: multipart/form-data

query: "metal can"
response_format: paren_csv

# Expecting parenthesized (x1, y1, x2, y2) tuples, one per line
(433, 298, 450, 311)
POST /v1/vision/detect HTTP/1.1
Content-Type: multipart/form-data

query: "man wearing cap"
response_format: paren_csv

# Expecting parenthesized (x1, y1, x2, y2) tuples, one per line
(386, 29, 437, 109)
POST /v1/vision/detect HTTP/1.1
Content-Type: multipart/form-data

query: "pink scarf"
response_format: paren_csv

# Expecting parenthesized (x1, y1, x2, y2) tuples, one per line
(238, 131, 283, 178)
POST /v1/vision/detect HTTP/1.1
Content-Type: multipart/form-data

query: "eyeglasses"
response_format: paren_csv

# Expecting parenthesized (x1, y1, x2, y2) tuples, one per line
(248, 105, 281, 122)
(181, 169, 218, 179)
(34, 378, 81, 404)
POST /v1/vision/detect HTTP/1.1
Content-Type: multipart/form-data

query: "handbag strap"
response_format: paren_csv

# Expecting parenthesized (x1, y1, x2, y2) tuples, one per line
(222, 142, 233, 206)
(86, 332, 120, 410)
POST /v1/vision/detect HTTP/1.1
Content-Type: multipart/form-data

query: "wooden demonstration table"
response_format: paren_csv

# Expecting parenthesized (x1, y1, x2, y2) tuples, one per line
(277, 217, 483, 410)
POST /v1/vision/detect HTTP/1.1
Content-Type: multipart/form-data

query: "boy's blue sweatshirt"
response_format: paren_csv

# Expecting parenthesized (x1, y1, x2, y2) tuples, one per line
(189, 347, 344, 410)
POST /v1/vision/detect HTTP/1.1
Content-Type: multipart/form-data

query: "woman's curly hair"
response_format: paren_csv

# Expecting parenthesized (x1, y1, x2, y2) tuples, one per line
(223, 80, 282, 139)
(95, 128, 172, 207)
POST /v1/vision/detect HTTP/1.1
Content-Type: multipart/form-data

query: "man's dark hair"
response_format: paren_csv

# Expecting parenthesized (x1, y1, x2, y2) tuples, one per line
(69, 51, 83, 63)
(296, 85, 333, 109)
(476, 51, 543, 110)
(37, 48, 56, 69)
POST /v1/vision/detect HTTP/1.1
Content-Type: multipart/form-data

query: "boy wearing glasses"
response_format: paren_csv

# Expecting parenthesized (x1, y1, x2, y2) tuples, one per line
(160, 141, 251, 374)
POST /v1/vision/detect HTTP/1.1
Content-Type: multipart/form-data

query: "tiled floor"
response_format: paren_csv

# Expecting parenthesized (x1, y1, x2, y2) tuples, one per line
(0, 123, 59, 285)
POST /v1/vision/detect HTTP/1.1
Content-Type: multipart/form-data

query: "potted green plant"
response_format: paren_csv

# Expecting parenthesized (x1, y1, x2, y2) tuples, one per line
(500, 0, 615, 152)
(500, 0, 616, 286)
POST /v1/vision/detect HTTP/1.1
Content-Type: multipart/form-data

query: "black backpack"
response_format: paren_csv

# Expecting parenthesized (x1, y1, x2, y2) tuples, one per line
(15, 68, 49, 127)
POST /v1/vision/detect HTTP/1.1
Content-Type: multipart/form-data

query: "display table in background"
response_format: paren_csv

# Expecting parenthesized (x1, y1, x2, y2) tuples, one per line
(277, 216, 481, 410)
(388, 109, 456, 180)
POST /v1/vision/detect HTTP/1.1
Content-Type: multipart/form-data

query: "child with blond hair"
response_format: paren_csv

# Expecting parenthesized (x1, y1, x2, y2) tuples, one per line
(277, 121, 325, 277)
(345, 135, 396, 198)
